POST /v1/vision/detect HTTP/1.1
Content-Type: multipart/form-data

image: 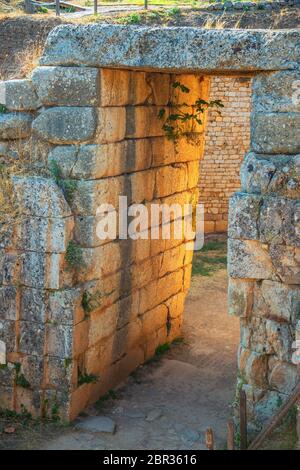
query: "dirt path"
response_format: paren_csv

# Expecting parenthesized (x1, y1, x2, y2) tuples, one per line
(39, 252, 240, 450)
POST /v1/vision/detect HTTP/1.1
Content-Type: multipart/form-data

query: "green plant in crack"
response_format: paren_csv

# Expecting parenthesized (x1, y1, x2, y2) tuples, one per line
(49, 160, 77, 205)
(155, 342, 171, 356)
(159, 81, 223, 148)
(14, 363, 31, 389)
(65, 240, 85, 272)
(95, 389, 118, 410)
(82, 290, 104, 314)
(0, 104, 7, 114)
(51, 402, 60, 422)
(78, 373, 99, 386)
(64, 357, 72, 369)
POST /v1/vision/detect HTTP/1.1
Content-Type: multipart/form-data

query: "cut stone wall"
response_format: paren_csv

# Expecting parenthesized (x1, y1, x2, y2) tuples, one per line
(199, 76, 252, 233)
(228, 70, 300, 430)
(0, 65, 209, 420)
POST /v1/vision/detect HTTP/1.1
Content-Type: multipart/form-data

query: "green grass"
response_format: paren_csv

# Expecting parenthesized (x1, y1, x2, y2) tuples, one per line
(200, 240, 227, 252)
(192, 239, 227, 276)
(117, 12, 142, 22)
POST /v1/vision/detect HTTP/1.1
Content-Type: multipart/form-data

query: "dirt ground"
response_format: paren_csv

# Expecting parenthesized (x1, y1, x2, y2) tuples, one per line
(0, 237, 242, 450)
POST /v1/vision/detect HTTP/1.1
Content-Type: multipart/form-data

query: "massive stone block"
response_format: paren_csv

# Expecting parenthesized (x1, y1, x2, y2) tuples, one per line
(228, 278, 254, 318)
(251, 113, 300, 154)
(16, 216, 73, 253)
(32, 66, 99, 106)
(2, 79, 39, 111)
(99, 69, 171, 106)
(12, 177, 72, 218)
(240, 152, 300, 199)
(40, 26, 300, 72)
(269, 359, 298, 395)
(252, 280, 300, 324)
(0, 286, 17, 321)
(32, 107, 97, 144)
(228, 192, 261, 240)
(252, 71, 300, 113)
(228, 239, 277, 280)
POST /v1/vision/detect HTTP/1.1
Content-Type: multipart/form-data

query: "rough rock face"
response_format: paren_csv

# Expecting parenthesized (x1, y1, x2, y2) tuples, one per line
(40, 25, 300, 72)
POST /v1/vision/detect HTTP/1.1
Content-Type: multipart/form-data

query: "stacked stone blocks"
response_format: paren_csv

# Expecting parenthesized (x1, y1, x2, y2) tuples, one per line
(228, 70, 300, 427)
(0, 65, 209, 420)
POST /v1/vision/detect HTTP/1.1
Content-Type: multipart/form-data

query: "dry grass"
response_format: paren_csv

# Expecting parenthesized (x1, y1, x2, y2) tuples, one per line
(0, 44, 44, 80)
(0, 0, 23, 17)
(202, 13, 226, 29)
(0, 43, 45, 80)
(15, 43, 45, 78)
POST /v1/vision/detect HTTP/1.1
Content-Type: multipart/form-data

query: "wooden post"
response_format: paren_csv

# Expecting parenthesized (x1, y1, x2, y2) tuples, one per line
(239, 389, 247, 450)
(24, 0, 35, 13)
(249, 382, 300, 450)
(205, 427, 214, 450)
(144, 0, 148, 10)
(227, 419, 235, 450)
(56, 0, 60, 16)
(94, 0, 98, 15)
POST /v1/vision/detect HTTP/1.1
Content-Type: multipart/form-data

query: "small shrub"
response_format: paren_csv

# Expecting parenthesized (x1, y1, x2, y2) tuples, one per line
(51, 402, 60, 422)
(155, 342, 170, 356)
(38, 6, 48, 13)
(49, 160, 77, 204)
(65, 240, 85, 272)
(16, 373, 31, 389)
(14, 362, 31, 389)
(118, 13, 141, 24)
(82, 290, 104, 313)
(95, 390, 118, 410)
(0, 104, 7, 114)
(166, 6, 180, 16)
(78, 373, 99, 386)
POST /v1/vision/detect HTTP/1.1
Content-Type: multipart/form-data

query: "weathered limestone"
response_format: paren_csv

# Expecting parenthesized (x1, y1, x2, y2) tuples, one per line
(2, 80, 39, 111)
(240, 152, 300, 199)
(0, 60, 203, 421)
(251, 113, 300, 154)
(252, 71, 300, 113)
(12, 177, 72, 218)
(229, 191, 300, 246)
(40, 26, 300, 72)
(32, 107, 97, 144)
(0, 113, 33, 140)
(32, 66, 100, 107)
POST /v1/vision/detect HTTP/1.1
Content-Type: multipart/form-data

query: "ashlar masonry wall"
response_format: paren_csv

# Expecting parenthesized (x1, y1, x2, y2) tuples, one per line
(199, 76, 252, 233)
(0, 65, 209, 420)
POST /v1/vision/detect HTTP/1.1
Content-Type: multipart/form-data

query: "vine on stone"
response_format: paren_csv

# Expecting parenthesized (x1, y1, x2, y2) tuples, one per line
(159, 81, 223, 148)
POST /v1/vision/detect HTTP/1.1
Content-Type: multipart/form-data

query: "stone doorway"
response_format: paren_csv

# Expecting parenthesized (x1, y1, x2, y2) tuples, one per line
(0, 25, 299, 434)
